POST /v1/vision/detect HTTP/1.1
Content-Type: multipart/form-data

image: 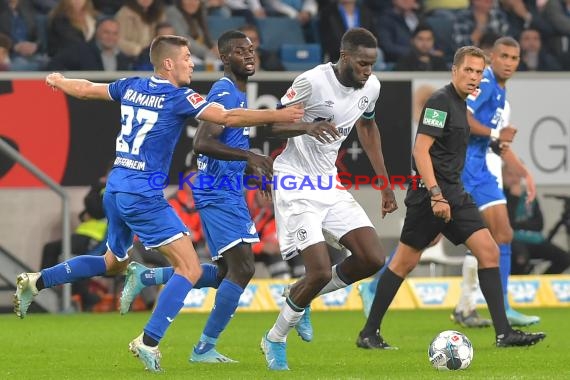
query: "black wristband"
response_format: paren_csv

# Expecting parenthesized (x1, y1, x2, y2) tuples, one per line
(429, 185, 442, 198)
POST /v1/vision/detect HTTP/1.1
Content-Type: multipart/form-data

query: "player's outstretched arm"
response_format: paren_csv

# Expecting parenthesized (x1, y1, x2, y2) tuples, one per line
(46, 73, 111, 101)
(269, 121, 340, 143)
(194, 121, 273, 177)
(356, 117, 397, 217)
(198, 103, 304, 127)
(194, 120, 251, 161)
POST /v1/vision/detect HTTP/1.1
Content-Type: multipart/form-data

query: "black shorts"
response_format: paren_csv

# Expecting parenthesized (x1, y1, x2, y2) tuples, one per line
(400, 186, 485, 250)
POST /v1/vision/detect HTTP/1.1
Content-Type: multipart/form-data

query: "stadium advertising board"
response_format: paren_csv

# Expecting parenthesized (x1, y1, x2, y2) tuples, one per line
(179, 275, 570, 313)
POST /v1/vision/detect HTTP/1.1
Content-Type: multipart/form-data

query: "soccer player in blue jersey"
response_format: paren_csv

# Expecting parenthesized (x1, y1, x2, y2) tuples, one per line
(118, 31, 339, 363)
(14, 35, 303, 372)
(453, 36, 540, 327)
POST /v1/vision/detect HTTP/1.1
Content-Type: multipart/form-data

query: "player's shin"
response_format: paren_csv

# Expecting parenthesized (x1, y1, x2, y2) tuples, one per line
(457, 254, 479, 314)
(196, 279, 244, 351)
(316, 264, 350, 296)
(360, 268, 403, 337)
(40, 256, 107, 288)
(478, 267, 510, 336)
(267, 297, 305, 342)
(143, 274, 193, 346)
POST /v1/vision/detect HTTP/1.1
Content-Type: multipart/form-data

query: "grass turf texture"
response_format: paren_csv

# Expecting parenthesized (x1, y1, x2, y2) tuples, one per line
(1, 308, 568, 379)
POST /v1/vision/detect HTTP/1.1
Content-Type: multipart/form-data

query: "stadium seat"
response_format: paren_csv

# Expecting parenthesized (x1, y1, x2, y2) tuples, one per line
(280, 44, 321, 71)
(207, 16, 247, 41)
(256, 17, 305, 52)
(419, 239, 464, 277)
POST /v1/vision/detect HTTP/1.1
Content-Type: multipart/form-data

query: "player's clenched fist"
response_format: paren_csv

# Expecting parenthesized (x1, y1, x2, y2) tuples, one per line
(46, 72, 64, 89)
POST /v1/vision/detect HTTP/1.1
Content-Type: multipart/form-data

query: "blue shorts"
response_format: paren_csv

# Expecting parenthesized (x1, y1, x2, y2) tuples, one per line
(462, 171, 505, 211)
(197, 199, 259, 260)
(103, 191, 188, 260)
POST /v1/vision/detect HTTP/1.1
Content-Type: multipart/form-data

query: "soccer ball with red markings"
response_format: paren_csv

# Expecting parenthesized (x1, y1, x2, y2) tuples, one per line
(428, 330, 473, 370)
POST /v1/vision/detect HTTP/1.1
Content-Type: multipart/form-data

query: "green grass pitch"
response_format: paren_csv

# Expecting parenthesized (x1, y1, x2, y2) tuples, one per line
(1, 308, 569, 379)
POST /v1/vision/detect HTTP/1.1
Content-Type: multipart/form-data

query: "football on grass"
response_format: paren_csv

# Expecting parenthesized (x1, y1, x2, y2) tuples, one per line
(428, 330, 473, 370)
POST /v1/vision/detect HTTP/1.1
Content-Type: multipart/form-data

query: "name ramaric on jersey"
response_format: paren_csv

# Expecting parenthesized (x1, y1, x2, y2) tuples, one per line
(123, 89, 165, 109)
(114, 157, 146, 170)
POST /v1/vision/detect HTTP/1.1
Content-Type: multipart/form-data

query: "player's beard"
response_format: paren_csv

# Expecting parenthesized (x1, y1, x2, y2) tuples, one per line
(347, 65, 364, 89)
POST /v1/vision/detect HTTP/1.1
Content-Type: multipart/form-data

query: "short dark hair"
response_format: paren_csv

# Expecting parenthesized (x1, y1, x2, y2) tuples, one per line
(494, 36, 519, 50)
(218, 30, 248, 55)
(150, 35, 189, 67)
(453, 45, 486, 67)
(412, 23, 434, 39)
(95, 16, 119, 30)
(479, 31, 500, 50)
(520, 27, 541, 37)
(340, 27, 377, 53)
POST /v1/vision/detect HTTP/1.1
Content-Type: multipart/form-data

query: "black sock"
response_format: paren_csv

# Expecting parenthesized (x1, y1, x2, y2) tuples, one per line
(478, 267, 511, 337)
(36, 275, 45, 291)
(142, 333, 159, 347)
(360, 268, 403, 337)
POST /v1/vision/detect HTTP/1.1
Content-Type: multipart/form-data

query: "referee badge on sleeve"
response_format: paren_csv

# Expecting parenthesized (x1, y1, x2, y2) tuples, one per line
(423, 108, 447, 128)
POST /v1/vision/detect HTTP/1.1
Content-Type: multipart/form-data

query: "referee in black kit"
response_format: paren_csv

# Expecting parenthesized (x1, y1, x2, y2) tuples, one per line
(356, 46, 546, 349)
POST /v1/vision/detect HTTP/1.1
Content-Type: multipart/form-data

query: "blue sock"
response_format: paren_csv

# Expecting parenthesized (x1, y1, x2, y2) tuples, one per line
(195, 279, 243, 353)
(144, 273, 192, 342)
(498, 243, 512, 310)
(194, 264, 220, 289)
(141, 267, 174, 286)
(140, 264, 219, 288)
(367, 248, 396, 293)
(41, 255, 107, 288)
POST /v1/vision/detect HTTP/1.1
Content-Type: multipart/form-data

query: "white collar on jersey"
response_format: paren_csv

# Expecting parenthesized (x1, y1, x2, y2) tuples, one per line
(150, 76, 170, 84)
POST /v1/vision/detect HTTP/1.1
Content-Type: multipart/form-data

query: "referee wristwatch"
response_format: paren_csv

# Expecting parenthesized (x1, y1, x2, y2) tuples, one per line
(429, 185, 442, 198)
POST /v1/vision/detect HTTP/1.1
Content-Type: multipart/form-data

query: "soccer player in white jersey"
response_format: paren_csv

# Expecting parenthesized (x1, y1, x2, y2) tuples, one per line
(260, 27, 398, 371)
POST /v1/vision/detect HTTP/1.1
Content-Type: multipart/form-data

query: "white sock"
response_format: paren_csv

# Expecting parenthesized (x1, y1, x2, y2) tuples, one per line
(456, 254, 479, 315)
(267, 302, 304, 342)
(316, 264, 349, 297)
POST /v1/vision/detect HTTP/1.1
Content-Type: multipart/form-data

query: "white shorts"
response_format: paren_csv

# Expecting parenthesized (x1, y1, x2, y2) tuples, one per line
(273, 174, 374, 260)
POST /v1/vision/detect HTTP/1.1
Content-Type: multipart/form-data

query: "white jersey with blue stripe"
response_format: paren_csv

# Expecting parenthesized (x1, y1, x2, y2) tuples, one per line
(106, 76, 212, 196)
(193, 77, 249, 205)
(464, 67, 506, 181)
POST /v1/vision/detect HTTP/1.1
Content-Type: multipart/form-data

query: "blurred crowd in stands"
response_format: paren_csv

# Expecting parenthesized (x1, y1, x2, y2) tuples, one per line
(1, 0, 569, 72)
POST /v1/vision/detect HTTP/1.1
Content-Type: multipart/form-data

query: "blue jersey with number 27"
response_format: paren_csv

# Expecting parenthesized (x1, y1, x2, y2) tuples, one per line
(106, 76, 212, 197)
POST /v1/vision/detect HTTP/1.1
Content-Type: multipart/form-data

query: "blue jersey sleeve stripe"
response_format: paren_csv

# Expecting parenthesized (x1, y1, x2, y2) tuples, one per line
(195, 102, 217, 120)
(362, 111, 375, 119)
